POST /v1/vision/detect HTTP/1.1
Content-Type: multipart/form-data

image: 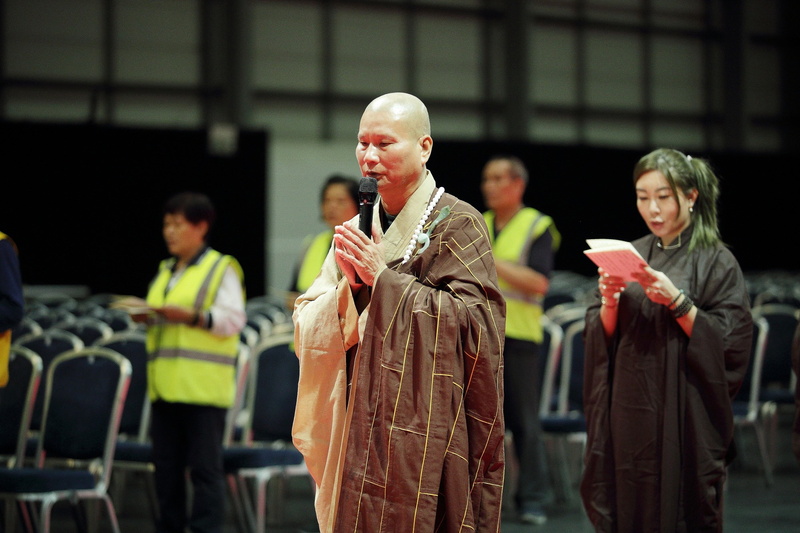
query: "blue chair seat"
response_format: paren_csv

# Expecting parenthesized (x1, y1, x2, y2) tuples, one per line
(223, 446, 303, 472)
(761, 389, 794, 404)
(731, 402, 750, 418)
(0, 467, 95, 492)
(114, 441, 153, 463)
(541, 414, 586, 434)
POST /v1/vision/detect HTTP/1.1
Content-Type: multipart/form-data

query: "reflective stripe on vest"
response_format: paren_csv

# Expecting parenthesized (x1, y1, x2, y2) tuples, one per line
(296, 230, 333, 293)
(484, 208, 558, 343)
(146, 248, 243, 407)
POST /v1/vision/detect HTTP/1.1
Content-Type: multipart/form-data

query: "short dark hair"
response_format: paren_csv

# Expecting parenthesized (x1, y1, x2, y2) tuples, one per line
(320, 174, 359, 206)
(485, 155, 528, 184)
(163, 191, 217, 228)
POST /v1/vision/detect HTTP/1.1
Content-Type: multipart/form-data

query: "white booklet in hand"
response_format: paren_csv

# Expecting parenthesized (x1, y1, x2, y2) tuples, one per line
(583, 239, 648, 281)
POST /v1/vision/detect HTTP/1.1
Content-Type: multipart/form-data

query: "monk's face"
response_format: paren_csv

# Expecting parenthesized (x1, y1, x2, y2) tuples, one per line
(356, 100, 431, 206)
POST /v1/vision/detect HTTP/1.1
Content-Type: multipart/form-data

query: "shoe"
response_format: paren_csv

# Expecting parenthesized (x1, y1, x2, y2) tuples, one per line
(519, 503, 547, 525)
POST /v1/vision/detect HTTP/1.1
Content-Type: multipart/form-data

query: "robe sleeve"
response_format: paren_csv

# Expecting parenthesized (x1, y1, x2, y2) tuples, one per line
(291, 247, 359, 531)
(683, 247, 752, 466)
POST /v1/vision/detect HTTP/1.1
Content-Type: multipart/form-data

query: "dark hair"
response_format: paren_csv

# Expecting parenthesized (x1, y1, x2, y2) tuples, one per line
(485, 155, 528, 184)
(320, 174, 359, 206)
(633, 148, 721, 250)
(163, 191, 217, 228)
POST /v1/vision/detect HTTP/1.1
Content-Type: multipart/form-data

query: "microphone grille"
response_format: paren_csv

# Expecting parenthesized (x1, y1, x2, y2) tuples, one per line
(359, 176, 378, 194)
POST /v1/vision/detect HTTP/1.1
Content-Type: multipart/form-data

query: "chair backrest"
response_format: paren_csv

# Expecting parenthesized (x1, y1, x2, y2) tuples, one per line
(57, 316, 115, 346)
(101, 308, 137, 332)
(753, 304, 800, 397)
(0, 346, 42, 467)
(36, 347, 131, 489)
(543, 291, 577, 313)
(546, 304, 587, 332)
(26, 303, 77, 331)
(556, 318, 586, 415)
(539, 315, 564, 416)
(243, 332, 298, 443)
(734, 315, 769, 418)
(15, 329, 85, 430)
(11, 316, 43, 342)
(94, 329, 149, 440)
(224, 342, 253, 446)
(240, 323, 260, 350)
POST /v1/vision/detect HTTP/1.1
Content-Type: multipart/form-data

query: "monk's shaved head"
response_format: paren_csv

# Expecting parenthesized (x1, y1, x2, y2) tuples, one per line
(364, 92, 431, 139)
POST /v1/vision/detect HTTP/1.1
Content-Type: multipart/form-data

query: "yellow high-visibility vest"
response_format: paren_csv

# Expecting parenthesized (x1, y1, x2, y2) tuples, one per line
(296, 230, 333, 293)
(484, 208, 560, 343)
(146, 248, 244, 408)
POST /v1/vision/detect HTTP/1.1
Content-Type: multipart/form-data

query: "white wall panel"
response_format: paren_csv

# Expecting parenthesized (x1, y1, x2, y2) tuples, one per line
(416, 14, 481, 99)
(585, 30, 643, 110)
(114, 94, 201, 126)
(6, 0, 103, 80)
(5, 88, 97, 122)
(651, 36, 704, 113)
(253, 2, 322, 91)
(532, 25, 578, 106)
(650, 120, 707, 151)
(332, 7, 405, 94)
(115, 0, 199, 84)
(530, 114, 580, 144)
(252, 99, 323, 140)
(268, 139, 357, 294)
(746, 45, 780, 116)
(586, 117, 644, 147)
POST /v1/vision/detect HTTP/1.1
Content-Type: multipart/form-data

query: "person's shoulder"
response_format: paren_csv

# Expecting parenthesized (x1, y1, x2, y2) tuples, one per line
(441, 192, 482, 218)
(0, 232, 17, 251)
(631, 233, 654, 248)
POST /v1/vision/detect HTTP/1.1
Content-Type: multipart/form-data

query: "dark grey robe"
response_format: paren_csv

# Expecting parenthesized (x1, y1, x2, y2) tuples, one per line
(581, 229, 752, 533)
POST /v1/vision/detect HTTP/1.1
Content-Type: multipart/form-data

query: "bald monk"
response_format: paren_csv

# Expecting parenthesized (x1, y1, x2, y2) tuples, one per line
(292, 92, 507, 532)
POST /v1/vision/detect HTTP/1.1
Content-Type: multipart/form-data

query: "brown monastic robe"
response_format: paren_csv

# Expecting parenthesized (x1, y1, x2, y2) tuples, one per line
(293, 172, 506, 532)
(581, 228, 752, 533)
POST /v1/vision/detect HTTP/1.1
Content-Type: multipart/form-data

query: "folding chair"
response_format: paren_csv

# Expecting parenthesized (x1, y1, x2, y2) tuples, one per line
(540, 318, 586, 502)
(14, 329, 84, 435)
(96, 329, 159, 519)
(0, 347, 42, 533)
(0, 347, 131, 533)
(223, 331, 309, 533)
(732, 315, 776, 486)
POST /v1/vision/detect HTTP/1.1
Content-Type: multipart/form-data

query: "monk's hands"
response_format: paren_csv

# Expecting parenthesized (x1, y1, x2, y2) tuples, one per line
(334, 219, 384, 288)
(633, 265, 680, 307)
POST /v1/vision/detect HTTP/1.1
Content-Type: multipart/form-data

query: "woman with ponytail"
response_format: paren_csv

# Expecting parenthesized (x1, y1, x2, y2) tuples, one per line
(581, 148, 752, 532)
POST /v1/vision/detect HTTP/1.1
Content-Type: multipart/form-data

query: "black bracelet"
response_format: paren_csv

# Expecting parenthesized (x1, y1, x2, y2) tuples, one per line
(668, 289, 683, 309)
(671, 294, 694, 319)
(190, 311, 201, 326)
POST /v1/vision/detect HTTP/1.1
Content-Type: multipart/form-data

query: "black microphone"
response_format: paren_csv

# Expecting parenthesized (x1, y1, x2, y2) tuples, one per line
(355, 176, 378, 284)
(358, 177, 378, 239)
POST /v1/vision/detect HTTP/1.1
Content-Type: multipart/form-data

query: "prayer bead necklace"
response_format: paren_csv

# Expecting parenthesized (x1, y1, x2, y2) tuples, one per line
(401, 187, 445, 264)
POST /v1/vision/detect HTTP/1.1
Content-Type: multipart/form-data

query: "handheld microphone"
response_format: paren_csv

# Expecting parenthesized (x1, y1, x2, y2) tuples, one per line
(358, 177, 378, 239)
(355, 176, 378, 284)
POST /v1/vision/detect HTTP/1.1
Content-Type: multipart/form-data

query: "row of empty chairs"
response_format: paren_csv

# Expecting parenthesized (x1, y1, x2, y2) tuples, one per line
(2, 292, 309, 532)
(0, 345, 131, 533)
